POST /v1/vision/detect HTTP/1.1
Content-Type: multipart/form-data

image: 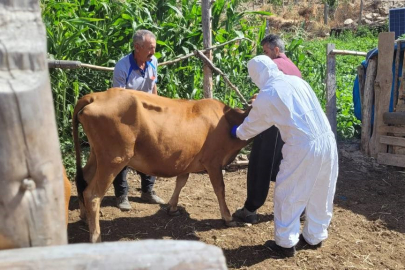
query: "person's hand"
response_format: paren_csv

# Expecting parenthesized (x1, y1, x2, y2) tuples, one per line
(249, 93, 258, 105)
(231, 125, 239, 139)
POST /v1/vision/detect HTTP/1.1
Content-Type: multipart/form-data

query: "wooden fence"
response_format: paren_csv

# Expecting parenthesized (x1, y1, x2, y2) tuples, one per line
(327, 32, 405, 168)
(358, 33, 405, 167)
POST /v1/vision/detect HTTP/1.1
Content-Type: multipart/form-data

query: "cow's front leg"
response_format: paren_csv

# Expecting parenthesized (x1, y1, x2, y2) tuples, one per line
(167, 173, 189, 216)
(206, 167, 237, 227)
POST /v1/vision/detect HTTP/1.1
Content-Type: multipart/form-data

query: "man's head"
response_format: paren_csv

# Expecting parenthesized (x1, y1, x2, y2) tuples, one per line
(133, 30, 156, 62)
(260, 34, 285, 60)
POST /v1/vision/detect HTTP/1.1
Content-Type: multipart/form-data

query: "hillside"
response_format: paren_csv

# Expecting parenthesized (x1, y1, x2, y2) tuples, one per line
(244, 0, 405, 37)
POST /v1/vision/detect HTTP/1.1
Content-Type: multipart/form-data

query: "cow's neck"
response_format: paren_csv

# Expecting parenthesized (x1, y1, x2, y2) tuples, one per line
(224, 106, 250, 126)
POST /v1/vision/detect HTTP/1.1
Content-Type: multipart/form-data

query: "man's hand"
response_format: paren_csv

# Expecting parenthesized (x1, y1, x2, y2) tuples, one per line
(231, 125, 239, 139)
(249, 93, 258, 105)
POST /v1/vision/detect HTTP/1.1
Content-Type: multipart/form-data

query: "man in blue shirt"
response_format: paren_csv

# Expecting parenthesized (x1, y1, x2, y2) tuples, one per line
(112, 29, 164, 211)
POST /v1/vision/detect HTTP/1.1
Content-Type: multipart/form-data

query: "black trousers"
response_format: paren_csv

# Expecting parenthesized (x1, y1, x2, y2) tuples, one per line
(113, 166, 156, 197)
(244, 126, 284, 212)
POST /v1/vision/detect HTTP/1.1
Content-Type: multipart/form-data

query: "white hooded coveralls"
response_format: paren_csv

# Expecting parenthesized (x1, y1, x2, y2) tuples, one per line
(236, 56, 338, 248)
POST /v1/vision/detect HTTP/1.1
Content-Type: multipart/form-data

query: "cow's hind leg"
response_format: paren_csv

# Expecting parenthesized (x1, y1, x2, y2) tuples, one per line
(167, 173, 189, 216)
(84, 162, 126, 243)
(206, 167, 236, 227)
(79, 148, 97, 223)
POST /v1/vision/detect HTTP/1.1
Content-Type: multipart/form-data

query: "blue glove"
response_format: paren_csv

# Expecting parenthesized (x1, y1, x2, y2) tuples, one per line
(231, 125, 239, 138)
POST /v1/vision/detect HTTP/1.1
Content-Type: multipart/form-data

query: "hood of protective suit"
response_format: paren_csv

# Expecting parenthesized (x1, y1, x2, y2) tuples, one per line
(247, 55, 283, 89)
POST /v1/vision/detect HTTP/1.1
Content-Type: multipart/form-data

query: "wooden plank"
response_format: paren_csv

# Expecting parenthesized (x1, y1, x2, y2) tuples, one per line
(380, 135, 405, 147)
(357, 65, 365, 109)
(201, 0, 213, 99)
(377, 153, 405, 167)
(0, 0, 66, 249)
(326, 43, 337, 138)
(380, 125, 405, 135)
(393, 41, 402, 108)
(369, 32, 395, 158)
(0, 240, 227, 270)
(361, 58, 377, 155)
(397, 47, 405, 111)
(383, 111, 405, 125)
(331, 49, 367, 56)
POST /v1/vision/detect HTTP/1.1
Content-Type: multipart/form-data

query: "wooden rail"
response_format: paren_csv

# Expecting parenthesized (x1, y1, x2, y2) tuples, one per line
(0, 240, 228, 270)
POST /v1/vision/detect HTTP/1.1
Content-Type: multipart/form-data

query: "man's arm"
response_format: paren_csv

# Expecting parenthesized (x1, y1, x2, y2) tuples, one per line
(236, 93, 278, 140)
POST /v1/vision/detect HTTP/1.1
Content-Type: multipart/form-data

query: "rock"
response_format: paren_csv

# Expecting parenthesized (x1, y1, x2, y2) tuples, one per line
(238, 154, 248, 161)
(344, 19, 354, 25)
(378, 7, 389, 16)
(376, 16, 387, 22)
(365, 13, 373, 20)
(364, 19, 373, 25)
(372, 13, 379, 18)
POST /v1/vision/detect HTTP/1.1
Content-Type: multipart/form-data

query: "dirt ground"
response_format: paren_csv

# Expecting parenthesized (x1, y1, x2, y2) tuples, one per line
(68, 140, 405, 269)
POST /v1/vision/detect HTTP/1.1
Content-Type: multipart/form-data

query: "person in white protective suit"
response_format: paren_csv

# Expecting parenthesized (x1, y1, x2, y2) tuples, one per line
(231, 55, 338, 258)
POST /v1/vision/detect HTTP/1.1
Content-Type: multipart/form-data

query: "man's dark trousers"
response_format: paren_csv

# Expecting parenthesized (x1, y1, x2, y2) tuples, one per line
(113, 167, 156, 197)
(244, 126, 284, 212)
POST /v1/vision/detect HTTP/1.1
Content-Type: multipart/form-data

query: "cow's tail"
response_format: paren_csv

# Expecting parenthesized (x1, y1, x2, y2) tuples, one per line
(72, 96, 93, 204)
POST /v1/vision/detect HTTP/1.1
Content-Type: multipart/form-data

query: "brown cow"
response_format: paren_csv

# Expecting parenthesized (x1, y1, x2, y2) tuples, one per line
(73, 88, 250, 243)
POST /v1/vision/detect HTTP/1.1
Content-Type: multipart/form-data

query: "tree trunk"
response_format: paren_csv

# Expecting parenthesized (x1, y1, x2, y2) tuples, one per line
(324, 3, 329, 25)
(0, 0, 67, 250)
(202, 0, 213, 98)
(358, 0, 364, 25)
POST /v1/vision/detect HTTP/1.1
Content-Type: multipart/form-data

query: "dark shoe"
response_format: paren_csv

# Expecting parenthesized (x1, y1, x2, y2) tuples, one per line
(299, 234, 322, 250)
(116, 195, 132, 211)
(264, 240, 296, 258)
(232, 207, 258, 224)
(141, 191, 165, 204)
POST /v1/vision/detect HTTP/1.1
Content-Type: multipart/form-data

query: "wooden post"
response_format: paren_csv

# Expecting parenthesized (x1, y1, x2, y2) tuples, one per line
(202, 0, 213, 99)
(357, 65, 365, 108)
(393, 42, 402, 109)
(361, 59, 377, 155)
(369, 32, 395, 158)
(0, 0, 67, 249)
(358, 0, 363, 25)
(326, 44, 337, 138)
(395, 44, 405, 112)
(0, 240, 228, 270)
(324, 3, 329, 25)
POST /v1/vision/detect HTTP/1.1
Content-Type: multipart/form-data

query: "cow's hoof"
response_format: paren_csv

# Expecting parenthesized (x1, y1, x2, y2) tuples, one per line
(225, 220, 238, 227)
(167, 208, 181, 216)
